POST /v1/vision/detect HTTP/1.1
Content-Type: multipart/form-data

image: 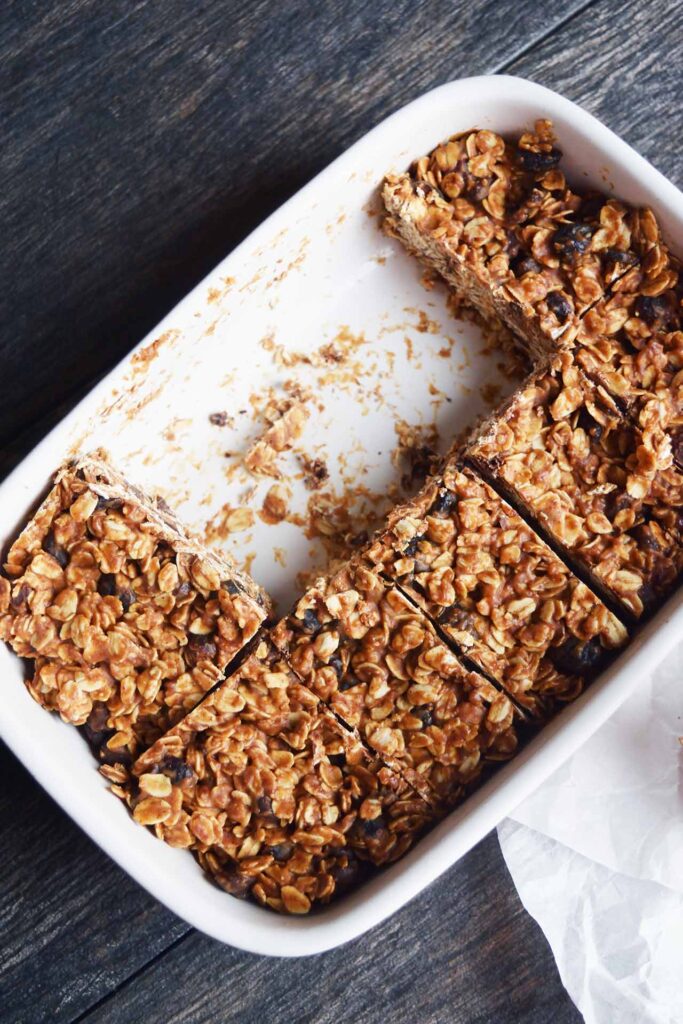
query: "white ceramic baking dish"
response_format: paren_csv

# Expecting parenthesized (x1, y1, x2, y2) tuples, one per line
(1, 75, 682, 957)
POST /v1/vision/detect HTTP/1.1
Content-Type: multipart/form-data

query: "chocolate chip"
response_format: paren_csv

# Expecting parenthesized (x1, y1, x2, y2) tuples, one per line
(549, 637, 604, 676)
(328, 656, 344, 677)
(360, 815, 387, 838)
(301, 608, 321, 634)
(466, 178, 491, 202)
(403, 534, 425, 557)
(118, 588, 136, 612)
(43, 531, 68, 568)
(546, 291, 572, 324)
(413, 707, 433, 727)
(510, 252, 542, 277)
(603, 248, 636, 267)
(161, 755, 194, 783)
(268, 842, 294, 863)
(217, 863, 254, 899)
(433, 489, 457, 515)
(634, 295, 675, 329)
(339, 675, 362, 692)
(518, 146, 562, 172)
(553, 222, 594, 260)
(187, 634, 217, 661)
(97, 573, 117, 597)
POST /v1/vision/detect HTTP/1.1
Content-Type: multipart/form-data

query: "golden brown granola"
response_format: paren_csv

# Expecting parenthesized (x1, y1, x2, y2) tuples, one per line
(271, 562, 519, 808)
(467, 354, 683, 618)
(130, 637, 435, 913)
(0, 454, 270, 768)
(363, 463, 628, 715)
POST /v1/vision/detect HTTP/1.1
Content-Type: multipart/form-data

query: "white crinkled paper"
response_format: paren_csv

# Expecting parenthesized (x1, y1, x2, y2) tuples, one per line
(498, 642, 683, 1024)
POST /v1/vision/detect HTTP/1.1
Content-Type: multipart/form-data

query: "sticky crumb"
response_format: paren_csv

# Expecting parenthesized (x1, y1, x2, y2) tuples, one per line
(391, 419, 441, 494)
(209, 411, 233, 427)
(204, 504, 255, 543)
(259, 483, 291, 525)
(299, 453, 329, 491)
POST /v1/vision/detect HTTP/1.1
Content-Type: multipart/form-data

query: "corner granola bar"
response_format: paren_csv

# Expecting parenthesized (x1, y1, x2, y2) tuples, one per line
(0, 453, 271, 769)
(467, 354, 683, 618)
(131, 637, 434, 913)
(363, 463, 628, 715)
(271, 562, 519, 808)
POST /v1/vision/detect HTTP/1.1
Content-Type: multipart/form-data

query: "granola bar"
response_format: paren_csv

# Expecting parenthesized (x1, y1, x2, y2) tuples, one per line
(131, 637, 435, 913)
(383, 122, 668, 361)
(0, 453, 271, 768)
(467, 353, 683, 618)
(363, 463, 628, 715)
(271, 562, 519, 808)
(574, 253, 682, 451)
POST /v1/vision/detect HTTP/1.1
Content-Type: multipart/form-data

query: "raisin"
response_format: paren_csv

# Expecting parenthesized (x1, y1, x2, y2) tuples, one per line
(546, 291, 572, 323)
(43, 531, 68, 568)
(553, 222, 594, 260)
(549, 637, 604, 676)
(10, 583, 30, 608)
(603, 248, 636, 267)
(328, 753, 347, 768)
(433, 489, 457, 515)
(257, 795, 273, 815)
(224, 578, 243, 595)
(161, 755, 194, 783)
(510, 252, 542, 277)
(95, 496, 123, 510)
(217, 863, 254, 899)
(97, 573, 117, 597)
(518, 146, 562, 172)
(671, 428, 683, 466)
(209, 411, 229, 426)
(466, 177, 491, 202)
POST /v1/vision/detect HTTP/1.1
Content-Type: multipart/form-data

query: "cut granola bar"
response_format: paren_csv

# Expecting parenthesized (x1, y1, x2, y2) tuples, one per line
(271, 562, 519, 808)
(131, 637, 434, 913)
(383, 122, 670, 362)
(467, 354, 683, 618)
(574, 246, 682, 451)
(363, 463, 628, 715)
(0, 453, 271, 769)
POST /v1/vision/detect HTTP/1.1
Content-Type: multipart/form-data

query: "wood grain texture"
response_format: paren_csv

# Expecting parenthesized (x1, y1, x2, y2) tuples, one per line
(1, 0, 680, 1021)
(0, 743, 189, 1024)
(0, 0, 591, 452)
(509, 0, 683, 186)
(80, 836, 580, 1024)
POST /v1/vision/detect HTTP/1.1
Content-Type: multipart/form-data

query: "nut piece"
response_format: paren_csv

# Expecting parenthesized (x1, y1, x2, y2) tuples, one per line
(0, 452, 270, 772)
(467, 353, 683, 618)
(363, 464, 628, 716)
(130, 637, 435, 914)
(271, 563, 520, 808)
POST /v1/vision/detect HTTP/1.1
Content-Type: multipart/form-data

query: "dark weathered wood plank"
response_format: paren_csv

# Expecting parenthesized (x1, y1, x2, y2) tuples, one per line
(509, 0, 683, 187)
(0, 743, 189, 1024)
(0, 0, 591, 452)
(79, 835, 581, 1024)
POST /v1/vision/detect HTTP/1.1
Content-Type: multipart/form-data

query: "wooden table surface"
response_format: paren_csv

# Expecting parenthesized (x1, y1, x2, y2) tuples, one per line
(1, 3, 680, 1022)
